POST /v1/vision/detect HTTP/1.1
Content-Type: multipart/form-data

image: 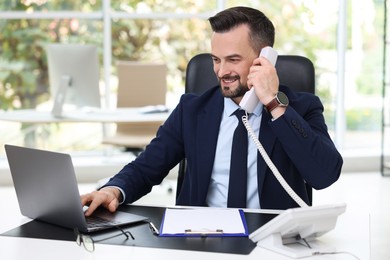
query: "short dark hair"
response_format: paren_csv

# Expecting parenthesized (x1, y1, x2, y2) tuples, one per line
(208, 6, 275, 53)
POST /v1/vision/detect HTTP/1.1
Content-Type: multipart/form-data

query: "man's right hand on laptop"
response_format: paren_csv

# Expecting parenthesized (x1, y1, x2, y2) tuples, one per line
(81, 187, 121, 216)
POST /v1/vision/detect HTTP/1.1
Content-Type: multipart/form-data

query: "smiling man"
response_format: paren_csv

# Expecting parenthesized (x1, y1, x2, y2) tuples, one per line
(81, 6, 343, 215)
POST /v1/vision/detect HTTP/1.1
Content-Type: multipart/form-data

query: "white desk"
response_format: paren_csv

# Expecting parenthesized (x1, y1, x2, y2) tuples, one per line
(0, 185, 370, 260)
(0, 108, 170, 123)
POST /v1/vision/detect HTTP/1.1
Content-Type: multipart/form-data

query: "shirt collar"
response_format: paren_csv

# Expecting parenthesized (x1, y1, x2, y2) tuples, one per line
(224, 98, 263, 117)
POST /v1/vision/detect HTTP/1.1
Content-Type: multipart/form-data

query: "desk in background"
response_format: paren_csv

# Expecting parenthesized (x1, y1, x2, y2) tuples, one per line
(0, 108, 170, 123)
(0, 107, 171, 153)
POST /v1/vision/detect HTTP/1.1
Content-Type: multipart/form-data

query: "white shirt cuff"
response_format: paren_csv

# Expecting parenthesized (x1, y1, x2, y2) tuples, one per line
(102, 186, 126, 204)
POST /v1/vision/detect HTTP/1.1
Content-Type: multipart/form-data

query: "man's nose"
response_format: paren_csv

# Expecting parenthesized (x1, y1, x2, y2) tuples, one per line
(216, 61, 232, 79)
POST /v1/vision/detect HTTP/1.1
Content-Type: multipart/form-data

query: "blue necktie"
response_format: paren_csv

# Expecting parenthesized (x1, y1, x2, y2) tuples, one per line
(227, 109, 248, 208)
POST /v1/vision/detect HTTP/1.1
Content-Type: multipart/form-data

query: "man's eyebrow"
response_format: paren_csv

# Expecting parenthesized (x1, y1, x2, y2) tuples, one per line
(210, 54, 219, 59)
(226, 54, 242, 59)
(210, 54, 242, 59)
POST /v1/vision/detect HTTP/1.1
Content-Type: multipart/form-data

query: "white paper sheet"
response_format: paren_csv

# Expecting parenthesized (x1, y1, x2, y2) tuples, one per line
(160, 208, 247, 236)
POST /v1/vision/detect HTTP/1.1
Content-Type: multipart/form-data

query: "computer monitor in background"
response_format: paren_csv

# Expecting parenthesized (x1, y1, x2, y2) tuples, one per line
(46, 44, 101, 117)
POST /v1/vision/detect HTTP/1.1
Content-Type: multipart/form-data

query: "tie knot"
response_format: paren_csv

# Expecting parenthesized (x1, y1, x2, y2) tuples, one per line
(233, 109, 246, 120)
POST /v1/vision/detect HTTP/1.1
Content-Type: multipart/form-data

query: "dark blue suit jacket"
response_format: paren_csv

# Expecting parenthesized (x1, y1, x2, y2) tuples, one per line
(105, 85, 342, 210)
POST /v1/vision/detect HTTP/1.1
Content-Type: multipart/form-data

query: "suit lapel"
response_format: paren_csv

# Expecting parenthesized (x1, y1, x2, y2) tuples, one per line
(196, 93, 224, 199)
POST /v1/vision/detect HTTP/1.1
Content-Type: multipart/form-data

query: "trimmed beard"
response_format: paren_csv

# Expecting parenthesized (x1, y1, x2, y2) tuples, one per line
(219, 75, 249, 98)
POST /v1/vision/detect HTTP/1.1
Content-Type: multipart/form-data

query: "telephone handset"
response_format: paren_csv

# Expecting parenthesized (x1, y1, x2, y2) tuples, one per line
(239, 47, 309, 208)
(239, 46, 278, 113)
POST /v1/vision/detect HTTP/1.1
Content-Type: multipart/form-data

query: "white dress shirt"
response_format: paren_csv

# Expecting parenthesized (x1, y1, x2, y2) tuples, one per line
(206, 98, 262, 208)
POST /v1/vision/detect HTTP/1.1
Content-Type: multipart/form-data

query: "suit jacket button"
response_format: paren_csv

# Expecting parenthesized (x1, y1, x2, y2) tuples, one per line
(291, 120, 298, 127)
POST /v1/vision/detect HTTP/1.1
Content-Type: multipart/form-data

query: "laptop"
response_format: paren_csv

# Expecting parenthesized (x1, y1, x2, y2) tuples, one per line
(4, 144, 148, 233)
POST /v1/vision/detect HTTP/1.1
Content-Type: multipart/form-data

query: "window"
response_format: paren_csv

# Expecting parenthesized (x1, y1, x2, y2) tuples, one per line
(0, 0, 385, 160)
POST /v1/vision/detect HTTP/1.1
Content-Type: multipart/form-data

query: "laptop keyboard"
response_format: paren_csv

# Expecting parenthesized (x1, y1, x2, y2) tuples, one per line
(86, 215, 121, 228)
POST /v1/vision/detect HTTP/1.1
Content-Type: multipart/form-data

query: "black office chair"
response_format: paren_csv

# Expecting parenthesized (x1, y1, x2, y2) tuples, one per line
(177, 53, 315, 204)
(184, 53, 315, 95)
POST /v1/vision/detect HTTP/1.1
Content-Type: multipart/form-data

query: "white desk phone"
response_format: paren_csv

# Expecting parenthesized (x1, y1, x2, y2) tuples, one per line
(238, 47, 347, 258)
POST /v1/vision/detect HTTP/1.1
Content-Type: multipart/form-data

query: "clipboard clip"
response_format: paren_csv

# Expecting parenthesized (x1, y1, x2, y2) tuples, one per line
(184, 229, 224, 236)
